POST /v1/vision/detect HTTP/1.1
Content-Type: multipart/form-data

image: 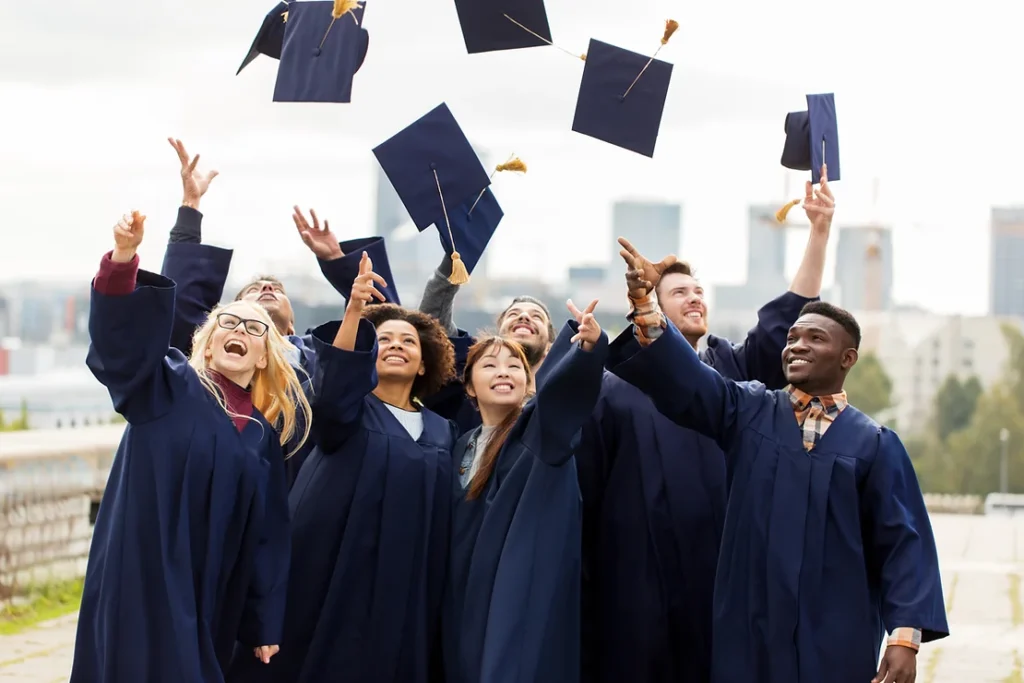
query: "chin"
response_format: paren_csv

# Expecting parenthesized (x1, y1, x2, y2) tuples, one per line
(486, 391, 525, 407)
(211, 356, 255, 377)
(377, 363, 415, 381)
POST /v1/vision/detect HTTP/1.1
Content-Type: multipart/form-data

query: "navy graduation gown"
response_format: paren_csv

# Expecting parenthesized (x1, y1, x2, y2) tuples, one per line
(73, 270, 291, 683)
(612, 321, 949, 683)
(539, 291, 811, 683)
(227, 318, 456, 683)
(159, 242, 320, 486)
(445, 321, 609, 683)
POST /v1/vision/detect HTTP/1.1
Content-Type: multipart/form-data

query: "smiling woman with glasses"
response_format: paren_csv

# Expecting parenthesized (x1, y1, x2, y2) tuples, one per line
(70, 211, 313, 683)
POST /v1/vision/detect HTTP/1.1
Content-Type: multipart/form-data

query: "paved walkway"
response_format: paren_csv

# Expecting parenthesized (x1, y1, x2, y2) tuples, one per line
(2, 513, 1022, 681)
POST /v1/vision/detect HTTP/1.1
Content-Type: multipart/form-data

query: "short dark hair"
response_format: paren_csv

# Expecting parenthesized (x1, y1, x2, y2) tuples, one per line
(362, 304, 456, 400)
(654, 261, 695, 297)
(234, 275, 286, 302)
(497, 296, 557, 340)
(799, 301, 861, 350)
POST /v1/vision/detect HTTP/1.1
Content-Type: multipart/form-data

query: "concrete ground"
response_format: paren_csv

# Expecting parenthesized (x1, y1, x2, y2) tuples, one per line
(2, 512, 1022, 682)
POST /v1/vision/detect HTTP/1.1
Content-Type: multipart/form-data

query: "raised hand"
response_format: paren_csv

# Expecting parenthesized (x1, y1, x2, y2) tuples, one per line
(168, 137, 219, 209)
(293, 206, 343, 261)
(253, 645, 280, 664)
(617, 237, 677, 298)
(348, 252, 388, 312)
(803, 163, 835, 234)
(112, 211, 145, 263)
(567, 299, 601, 351)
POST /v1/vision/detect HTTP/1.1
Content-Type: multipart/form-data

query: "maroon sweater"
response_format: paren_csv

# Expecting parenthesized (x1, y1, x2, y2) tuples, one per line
(94, 251, 254, 432)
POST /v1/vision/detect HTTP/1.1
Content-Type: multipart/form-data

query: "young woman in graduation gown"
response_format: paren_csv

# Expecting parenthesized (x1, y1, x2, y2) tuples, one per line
(71, 211, 312, 683)
(227, 252, 458, 683)
(443, 299, 609, 683)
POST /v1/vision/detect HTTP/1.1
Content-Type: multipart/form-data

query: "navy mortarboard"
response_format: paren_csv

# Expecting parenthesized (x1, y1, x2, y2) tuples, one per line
(338, 236, 402, 304)
(571, 21, 679, 157)
(435, 156, 526, 282)
(372, 103, 491, 283)
(781, 93, 841, 184)
(453, 0, 581, 59)
(273, 0, 370, 103)
(237, 1, 290, 75)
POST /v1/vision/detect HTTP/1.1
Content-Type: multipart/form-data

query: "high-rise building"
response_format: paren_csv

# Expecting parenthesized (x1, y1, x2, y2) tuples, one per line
(373, 164, 408, 239)
(713, 205, 790, 311)
(610, 201, 681, 264)
(833, 226, 893, 312)
(990, 207, 1024, 316)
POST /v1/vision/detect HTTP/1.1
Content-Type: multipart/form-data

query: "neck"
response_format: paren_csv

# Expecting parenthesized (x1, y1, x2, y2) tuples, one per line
(478, 403, 515, 428)
(210, 367, 254, 389)
(795, 381, 845, 397)
(373, 379, 416, 411)
(683, 335, 700, 350)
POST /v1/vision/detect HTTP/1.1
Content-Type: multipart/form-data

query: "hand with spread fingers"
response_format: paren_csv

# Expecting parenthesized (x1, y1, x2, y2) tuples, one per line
(168, 138, 219, 210)
(293, 206, 344, 261)
(803, 163, 835, 234)
(617, 236, 677, 299)
(566, 299, 601, 352)
(347, 252, 388, 313)
(872, 645, 916, 683)
(112, 211, 146, 263)
(253, 645, 280, 664)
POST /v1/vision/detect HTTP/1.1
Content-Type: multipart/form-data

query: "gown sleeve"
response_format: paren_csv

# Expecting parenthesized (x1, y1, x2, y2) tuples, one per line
(609, 319, 766, 452)
(318, 250, 401, 305)
(520, 320, 609, 466)
(159, 228, 234, 356)
(861, 428, 950, 643)
(306, 318, 380, 451)
(238, 434, 292, 647)
(86, 252, 185, 425)
(708, 290, 813, 387)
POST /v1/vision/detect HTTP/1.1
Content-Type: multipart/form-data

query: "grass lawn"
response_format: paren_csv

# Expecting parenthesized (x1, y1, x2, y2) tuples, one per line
(0, 578, 84, 636)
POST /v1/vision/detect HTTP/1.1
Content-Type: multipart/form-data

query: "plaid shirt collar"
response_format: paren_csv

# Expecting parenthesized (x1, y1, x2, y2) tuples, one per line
(787, 386, 848, 419)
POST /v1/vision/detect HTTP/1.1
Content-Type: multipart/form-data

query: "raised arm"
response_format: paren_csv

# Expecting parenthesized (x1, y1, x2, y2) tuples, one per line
(87, 212, 183, 424)
(238, 436, 291, 655)
(419, 254, 460, 336)
(520, 301, 609, 466)
(863, 428, 948, 679)
(161, 138, 232, 356)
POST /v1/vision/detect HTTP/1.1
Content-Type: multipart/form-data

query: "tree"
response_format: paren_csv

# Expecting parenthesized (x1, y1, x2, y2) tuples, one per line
(943, 384, 1024, 494)
(844, 352, 893, 418)
(933, 375, 983, 441)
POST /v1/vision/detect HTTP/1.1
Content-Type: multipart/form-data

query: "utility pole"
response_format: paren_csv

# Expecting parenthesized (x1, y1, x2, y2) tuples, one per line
(1000, 428, 1010, 494)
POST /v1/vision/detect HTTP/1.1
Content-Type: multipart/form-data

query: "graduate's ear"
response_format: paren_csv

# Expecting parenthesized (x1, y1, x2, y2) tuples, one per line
(417, 361, 426, 377)
(256, 352, 268, 371)
(466, 382, 477, 400)
(840, 347, 858, 372)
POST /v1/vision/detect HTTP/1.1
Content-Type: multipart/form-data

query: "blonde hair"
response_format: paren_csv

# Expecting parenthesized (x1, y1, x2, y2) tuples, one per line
(187, 301, 312, 457)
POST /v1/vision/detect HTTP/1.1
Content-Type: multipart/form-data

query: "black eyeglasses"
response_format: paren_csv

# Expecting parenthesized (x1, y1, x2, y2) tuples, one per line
(217, 313, 269, 337)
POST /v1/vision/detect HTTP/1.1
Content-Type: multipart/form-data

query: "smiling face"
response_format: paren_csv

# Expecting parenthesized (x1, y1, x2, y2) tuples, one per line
(204, 301, 270, 387)
(782, 313, 859, 394)
(497, 301, 551, 364)
(376, 319, 426, 385)
(466, 343, 529, 413)
(237, 277, 295, 336)
(656, 271, 708, 343)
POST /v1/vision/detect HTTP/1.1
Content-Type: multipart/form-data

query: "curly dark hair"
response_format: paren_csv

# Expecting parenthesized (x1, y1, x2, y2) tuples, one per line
(361, 304, 456, 400)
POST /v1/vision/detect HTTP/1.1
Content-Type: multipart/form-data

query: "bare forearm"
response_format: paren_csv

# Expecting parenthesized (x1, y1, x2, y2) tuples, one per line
(789, 228, 829, 298)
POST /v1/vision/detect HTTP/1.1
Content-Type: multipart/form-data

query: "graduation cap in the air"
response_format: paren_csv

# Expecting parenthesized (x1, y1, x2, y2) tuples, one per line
(571, 21, 680, 158)
(237, 1, 290, 75)
(452, 0, 583, 59)
(432, 156, 526, 280)
(336, 236, 401, 305)
(272, 0, 370, 103)
(781, 93, 840, 185)
(372, 103, 492, 283)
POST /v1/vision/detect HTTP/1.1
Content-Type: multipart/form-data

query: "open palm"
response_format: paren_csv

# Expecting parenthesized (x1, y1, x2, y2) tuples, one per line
(169, 138, 219, 205)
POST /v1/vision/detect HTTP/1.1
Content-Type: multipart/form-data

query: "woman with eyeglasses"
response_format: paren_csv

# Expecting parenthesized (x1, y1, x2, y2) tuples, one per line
(70, 211, 312, 683)
(227, 252, 458, 683)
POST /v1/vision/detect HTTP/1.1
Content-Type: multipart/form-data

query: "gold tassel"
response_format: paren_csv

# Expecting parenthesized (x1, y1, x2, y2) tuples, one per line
(448, 252, 470, 285)
(775, 199, 801, 223)
(661, 20, 680, 44)
(332, 0, 362, 19)
(580, 54, 587, 61)
(495, 157, 527, 173)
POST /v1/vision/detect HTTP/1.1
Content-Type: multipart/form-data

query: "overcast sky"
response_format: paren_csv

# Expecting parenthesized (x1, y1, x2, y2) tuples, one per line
(2, 0, 1022, 315)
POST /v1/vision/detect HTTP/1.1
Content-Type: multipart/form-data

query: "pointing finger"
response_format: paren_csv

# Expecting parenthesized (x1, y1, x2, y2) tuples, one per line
(617, 236, 640, 257)
(584, 298, 599, 315)
(309, 208, 320, 231)
(188, 154, 200, 175)
(566, 298, 582, 319)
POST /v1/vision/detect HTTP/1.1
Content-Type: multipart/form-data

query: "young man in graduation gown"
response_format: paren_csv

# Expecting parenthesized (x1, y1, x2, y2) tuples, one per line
(610, 258, 949, 682)
(417, 194, 831, 682)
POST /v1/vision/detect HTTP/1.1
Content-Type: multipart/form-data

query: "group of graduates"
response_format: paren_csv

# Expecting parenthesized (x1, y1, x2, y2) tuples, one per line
(69, 137, 949, 683)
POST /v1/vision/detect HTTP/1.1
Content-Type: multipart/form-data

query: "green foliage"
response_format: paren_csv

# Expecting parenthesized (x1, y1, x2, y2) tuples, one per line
(843, 351, 893, 418)
(0, 399, 30, 432)
(933, 375, 983, 442)
(0, 577, 84, 635)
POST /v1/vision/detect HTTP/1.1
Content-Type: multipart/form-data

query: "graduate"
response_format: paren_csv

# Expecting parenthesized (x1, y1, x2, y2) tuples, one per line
(71, 211, 311, 683)
(227, 252, 457, 683)
(610, 258, 948, 682)
(444, 298, 608, 683)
